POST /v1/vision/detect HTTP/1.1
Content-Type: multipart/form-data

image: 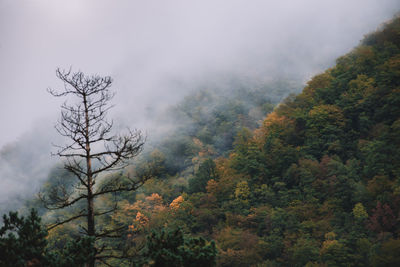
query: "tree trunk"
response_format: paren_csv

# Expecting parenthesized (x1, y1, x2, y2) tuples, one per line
(84, 95, 96, 267)
(87, 177, 95, 267)
(47, 69, 145, 265)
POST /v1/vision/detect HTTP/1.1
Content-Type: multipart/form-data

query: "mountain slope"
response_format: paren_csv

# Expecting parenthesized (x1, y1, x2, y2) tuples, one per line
(131, 16, 400, 266)
(200, 16, 400, 266)
(21, 16, 400, 267)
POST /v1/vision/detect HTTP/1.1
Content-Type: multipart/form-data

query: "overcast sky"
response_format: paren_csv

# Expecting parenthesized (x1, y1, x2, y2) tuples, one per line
(0, 0, 399, 212)
(0, 0, 399, 149)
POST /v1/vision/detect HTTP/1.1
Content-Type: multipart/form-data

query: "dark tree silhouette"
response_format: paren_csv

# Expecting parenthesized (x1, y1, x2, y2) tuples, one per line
(40, 68, 146, 267)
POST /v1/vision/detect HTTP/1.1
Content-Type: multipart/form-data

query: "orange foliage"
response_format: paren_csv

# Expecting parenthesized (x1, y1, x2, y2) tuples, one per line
(26, 259, 41, 267)
(126, 211, 149, 238)
(262, 112, 287, 128)
(145, 193, 163, 206)
(253, 111, 296, 147)
(136, 211, 149, 226)
(170, 195, 184, 210)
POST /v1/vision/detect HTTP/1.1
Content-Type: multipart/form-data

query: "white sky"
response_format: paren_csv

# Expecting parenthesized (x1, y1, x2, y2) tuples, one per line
(0, 0, 399, 212)
(0, 0, 399, 149)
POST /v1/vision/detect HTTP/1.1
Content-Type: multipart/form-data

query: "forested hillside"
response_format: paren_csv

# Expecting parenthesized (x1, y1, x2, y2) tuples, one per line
(118, 17, 400, 266)
(2, 16, 400, 267)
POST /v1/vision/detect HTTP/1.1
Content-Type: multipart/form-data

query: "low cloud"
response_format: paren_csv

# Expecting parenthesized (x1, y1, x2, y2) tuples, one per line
(0, 0, 398, 211)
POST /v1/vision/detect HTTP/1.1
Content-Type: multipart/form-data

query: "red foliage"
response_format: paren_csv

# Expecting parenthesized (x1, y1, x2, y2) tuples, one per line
(367, 201, 397, 233)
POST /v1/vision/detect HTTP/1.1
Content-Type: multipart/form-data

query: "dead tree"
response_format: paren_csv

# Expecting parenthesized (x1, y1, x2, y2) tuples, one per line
(40, 68, 146, 267)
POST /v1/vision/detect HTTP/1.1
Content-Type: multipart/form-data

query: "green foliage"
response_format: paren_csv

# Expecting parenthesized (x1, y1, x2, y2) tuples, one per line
(24, 15, 400, 267)
(0, 209, 47, 267)
(0, 209, 95, 267)
(142, 228, 216, 267)
(182, 235, 217, 267)
(193, 16, 400, 266)
(46, 236, 96, 267)
(321, 240, 350, 266)
(142, 228, 184, 266)
(372, 238, 400, 267)
(289, 237, 319, 266)
(189, 159, 218, 193)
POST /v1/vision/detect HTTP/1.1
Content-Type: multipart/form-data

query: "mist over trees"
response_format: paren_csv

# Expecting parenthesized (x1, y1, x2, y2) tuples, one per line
(1, 0, 399, 214)
(118, 16, 400, 266)
(1, 2, 400, 267)
(40, 69, 146, 266)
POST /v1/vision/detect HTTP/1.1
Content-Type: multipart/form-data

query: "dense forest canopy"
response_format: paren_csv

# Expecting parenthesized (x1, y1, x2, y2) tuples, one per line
(1, 14, 400, 267)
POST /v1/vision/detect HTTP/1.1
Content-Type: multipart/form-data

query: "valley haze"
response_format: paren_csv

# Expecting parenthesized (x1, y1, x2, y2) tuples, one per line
(0, 0, 399, 212)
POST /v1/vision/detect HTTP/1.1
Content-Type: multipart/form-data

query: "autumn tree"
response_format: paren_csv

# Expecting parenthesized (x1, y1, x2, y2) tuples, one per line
(40, 68, 146, 266)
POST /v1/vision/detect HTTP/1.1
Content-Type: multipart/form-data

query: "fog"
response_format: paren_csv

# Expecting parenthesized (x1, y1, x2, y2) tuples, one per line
(0, 0, 399, 212)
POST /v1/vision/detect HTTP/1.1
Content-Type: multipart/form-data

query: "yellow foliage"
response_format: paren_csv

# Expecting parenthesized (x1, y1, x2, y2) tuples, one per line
(308, 104, 345, 129)
(235, 181, 250, 201)
(321, 232, 340, 255)
(353, 203, 368, 220)
(206, 179, 218, 196)
(321, 239, 340, 255)
(324, 232, 336, 241)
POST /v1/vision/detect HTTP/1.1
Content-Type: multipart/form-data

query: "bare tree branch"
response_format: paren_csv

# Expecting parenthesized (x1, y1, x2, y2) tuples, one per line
(47, 210, 87, 231)
(42, 68, 148, 267)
